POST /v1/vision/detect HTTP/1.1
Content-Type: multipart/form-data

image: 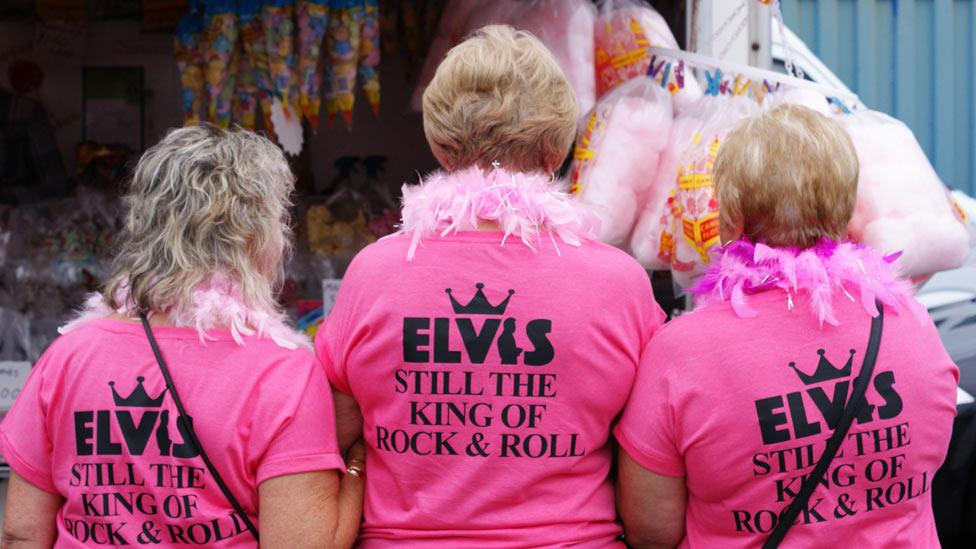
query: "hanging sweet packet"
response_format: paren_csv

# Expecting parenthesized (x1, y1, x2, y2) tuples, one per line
(630, 109, 702, 270)
(175, 4, 205, 125)
(359, 0, 381, 116)
(296, 0, 330, 131)
(519, 0, 597, 119)
(233, 42, 259, 129)
(216, 44, 240, 128)
(202, 0, 238, 125)
(410, 0, 487, 111)
(842, 109, 974, 279)
(326, 0, 364, 128)
(568, 77, 673, 247)
(595, 0, 702, 112)
(667, 94, 760, 288)
(238, 0, 276, 133)
(262, 0, 297, 117)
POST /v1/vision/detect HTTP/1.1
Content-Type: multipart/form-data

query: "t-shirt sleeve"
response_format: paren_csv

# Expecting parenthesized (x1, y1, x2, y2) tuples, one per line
(314, 315, 350, 395)
(0, 355, 57, 493)
(614, 334, 685, 477)
(253, 356, 345, 485)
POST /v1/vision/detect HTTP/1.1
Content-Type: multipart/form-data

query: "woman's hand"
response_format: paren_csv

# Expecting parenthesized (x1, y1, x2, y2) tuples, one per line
(335, 440, 367, 548)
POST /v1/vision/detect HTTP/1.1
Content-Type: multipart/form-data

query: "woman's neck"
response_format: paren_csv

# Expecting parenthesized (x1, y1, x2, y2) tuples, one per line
(106, 311, 186, 328)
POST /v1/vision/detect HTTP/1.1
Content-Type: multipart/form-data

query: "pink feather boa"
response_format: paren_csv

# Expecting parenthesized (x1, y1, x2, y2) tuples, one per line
(397, 166, 598, 259)
(691, 239, 921, 326)
(59, 275, 309, 350)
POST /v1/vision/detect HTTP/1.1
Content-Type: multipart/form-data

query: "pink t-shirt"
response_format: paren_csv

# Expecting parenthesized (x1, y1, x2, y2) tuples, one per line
(615, 290, 958, 548)
(0, 318, 344, 548)
(316, 232, 664, 547)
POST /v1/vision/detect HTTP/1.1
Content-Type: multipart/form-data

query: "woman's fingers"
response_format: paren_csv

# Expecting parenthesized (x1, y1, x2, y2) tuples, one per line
(345, 439, 366, 478)
(335, 439, 366, 548)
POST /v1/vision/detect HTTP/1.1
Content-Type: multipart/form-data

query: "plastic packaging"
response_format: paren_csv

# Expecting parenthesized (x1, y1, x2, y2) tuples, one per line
(325, 0, 364, 127)
(630, 110, 702, 270)
(410, 0, 489, 111)
(569, 77, 674, 247)
(359, 0, 381, 116)
(842, 109, 974, 279)
(664, 95, 760, 287)
(519, 0, 597, 118)
(594, 0, 703, 112)
(296, 0, 330, 130)
(203, 0, 239, 126)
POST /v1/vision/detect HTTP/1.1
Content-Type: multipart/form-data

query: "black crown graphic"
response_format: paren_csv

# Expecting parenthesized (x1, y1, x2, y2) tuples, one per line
(788, 349, 856, 385)
(109, 376, 167, 407)
(445, 283, 514, 315)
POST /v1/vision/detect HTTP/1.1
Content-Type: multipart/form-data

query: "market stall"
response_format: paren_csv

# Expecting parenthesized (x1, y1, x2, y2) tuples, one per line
(0, 3, 974, 532)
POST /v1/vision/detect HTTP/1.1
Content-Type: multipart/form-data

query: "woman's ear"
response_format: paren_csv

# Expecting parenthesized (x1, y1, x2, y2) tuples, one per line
(429, 142, 453, 171)
(720, 217, 744, 245)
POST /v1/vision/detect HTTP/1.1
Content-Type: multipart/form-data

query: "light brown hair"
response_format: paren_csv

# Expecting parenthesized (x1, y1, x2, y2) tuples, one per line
(422, 25, 578, 173)
(713, 104, 859, 248)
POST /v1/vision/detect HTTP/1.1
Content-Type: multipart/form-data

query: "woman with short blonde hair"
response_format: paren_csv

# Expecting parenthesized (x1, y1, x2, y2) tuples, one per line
(1, 124, 364, 548)
(421, 24, 579, 173)
(615, 105, 957, 548)
(316, 25, 665, 547)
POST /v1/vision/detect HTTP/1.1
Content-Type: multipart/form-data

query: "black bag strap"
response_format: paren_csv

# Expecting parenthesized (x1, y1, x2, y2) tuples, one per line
(139, 314, 260, 542)
(762, 302, 885, 548)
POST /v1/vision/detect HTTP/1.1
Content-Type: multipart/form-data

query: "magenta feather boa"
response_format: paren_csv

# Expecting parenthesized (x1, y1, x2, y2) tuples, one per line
(59, 275, 309, 350)
(397, 166, 598, 260)
(691, 239, 920, 326)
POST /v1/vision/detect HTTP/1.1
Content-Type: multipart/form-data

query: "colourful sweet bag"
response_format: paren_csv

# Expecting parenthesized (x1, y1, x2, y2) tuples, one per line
(202, 0, 239, 125)
(326, 0, 364, 128)
(842, 109, 974, 279)
(629, 110, 702, 270)
(215, 44, 240, 128)
(410, 0, 486, 111)
(519, 0, 597, 119)
(262, 0, 297, 117)
(568, 77, 674, 247)
(174, 4, 205, 125)
(594, 0, 702, 112)
(358, 0, 381, 116)
(296, 0, 329, 131)
(233, 42, 259, 129)
(666, 94, 760, 287)
(238, 0, 276, 133)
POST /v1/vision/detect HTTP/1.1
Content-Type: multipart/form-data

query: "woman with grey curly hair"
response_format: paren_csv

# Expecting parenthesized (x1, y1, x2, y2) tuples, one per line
(0, 124, 365, 548)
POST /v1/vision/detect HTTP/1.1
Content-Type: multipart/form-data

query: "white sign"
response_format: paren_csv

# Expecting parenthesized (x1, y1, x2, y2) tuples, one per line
(322, 278, 343, 316)
(0, 361, 31, 410)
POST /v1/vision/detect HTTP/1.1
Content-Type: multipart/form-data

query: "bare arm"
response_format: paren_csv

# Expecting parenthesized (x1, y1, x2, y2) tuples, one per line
(333, 388, 363, 454)
(2, 472, 62, 548)
(616, 450, 687, 549)
(259, 441, 366, 549)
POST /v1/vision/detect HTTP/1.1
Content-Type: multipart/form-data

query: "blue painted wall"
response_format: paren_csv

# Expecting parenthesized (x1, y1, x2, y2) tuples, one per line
(781, 0, 976, 195)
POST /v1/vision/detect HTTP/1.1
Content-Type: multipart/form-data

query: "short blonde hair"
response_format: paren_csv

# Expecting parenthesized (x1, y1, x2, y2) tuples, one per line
(422, 25, 578, 173)
(104, 124, 294, 315)
(714, 104, 859, 248)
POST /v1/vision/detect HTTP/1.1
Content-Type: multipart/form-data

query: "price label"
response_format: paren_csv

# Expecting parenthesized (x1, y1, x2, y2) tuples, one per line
(322, 279, 343, 316)
(0, 361, 31, 410)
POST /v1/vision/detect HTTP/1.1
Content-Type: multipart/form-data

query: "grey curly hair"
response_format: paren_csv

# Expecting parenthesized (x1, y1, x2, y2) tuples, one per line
(104, 124, 294, 315)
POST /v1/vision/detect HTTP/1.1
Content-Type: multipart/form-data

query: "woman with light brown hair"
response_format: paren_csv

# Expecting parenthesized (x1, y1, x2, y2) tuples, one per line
(0, 124, 364, 548)
(314, 25, 665, 547)
(615, 105, 958, 548)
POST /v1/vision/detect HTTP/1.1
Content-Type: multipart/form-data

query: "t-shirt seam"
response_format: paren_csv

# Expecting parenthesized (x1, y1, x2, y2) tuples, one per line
(256, 452, 345, 483)
(0, 429, 56, 492)
(614, 425, 684, 477)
